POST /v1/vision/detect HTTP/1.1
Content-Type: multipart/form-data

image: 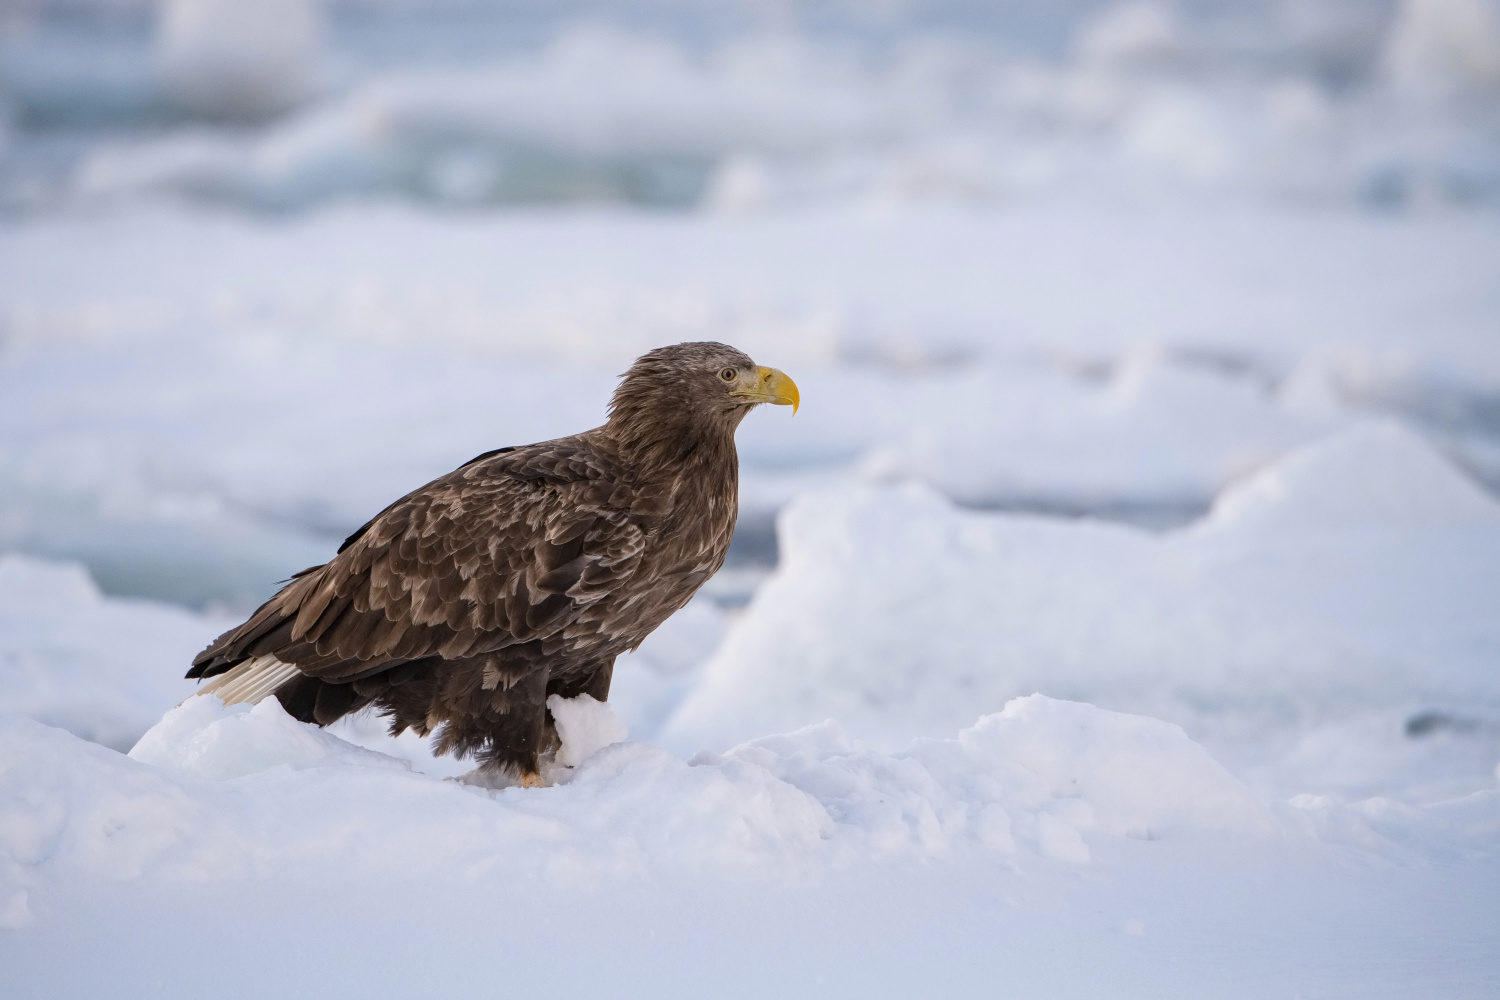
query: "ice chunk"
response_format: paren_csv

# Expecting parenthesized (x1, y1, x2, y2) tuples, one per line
(548, 694, 629, 769)
(1199, 419, 1500, 532)
(664, 424, 1500, 759)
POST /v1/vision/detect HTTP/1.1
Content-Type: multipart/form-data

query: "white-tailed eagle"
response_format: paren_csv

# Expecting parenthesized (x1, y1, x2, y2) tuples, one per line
(186, 342, 798, 786)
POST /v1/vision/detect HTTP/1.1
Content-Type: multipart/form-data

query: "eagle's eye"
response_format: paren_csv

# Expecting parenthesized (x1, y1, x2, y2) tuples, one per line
(718, 367, 737, 382)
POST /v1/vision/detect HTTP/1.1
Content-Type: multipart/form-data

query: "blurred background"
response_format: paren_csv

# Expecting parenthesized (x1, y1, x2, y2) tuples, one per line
(0, 0, 1497, 795)
(3, 0, 1499, 214)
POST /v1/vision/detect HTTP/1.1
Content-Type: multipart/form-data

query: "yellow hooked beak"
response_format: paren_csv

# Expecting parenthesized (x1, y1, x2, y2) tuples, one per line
(731, 366, 800, 415)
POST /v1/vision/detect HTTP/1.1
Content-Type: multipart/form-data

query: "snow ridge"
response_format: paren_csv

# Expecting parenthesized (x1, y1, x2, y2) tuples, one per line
(0, 692, 1273, 922)
(665, 422, 1500, 753)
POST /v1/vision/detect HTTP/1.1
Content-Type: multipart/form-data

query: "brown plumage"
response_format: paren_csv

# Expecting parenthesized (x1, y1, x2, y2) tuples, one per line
(187, 342, 798, 785)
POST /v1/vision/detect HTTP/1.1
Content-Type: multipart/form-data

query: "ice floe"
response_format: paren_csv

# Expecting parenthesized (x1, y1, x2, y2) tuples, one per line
(665, 423, 1500, 805)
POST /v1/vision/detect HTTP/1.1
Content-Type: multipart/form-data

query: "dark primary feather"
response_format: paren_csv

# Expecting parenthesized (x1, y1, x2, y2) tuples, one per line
(189, 342, 775, 779)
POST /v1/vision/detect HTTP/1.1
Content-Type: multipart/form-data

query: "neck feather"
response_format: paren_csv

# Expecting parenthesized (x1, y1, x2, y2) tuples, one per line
(604, 396, 745, 479)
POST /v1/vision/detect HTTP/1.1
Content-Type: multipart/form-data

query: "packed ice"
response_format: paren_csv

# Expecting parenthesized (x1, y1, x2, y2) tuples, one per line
(668, 422, 1500, 761)
(1, 0, 1498, 995)
(9, 0, 1496, 212)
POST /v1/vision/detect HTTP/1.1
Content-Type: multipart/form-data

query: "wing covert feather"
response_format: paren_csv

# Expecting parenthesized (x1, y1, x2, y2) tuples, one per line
(200, 441, 649, 683)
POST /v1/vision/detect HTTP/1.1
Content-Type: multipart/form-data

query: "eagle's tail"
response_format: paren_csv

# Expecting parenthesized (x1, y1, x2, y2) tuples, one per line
(188, 654, 301, 708)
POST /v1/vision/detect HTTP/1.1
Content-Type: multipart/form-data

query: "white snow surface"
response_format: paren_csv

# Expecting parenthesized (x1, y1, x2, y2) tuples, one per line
(547, 693, 630, 770)
(0, 553, 225, 751)
(46, 4, 1500, 213)
(667, 422, 1500, 802)
(3, 12, 1500, 979)
(2, 684, 1497, 995)
(3, 202, 1498, 611)
(3, 421, 1500, 994)
(1, 690, 1271, 889)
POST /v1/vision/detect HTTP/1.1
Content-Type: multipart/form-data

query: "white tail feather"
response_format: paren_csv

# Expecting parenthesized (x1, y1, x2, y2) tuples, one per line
(190, 655, 301, 707)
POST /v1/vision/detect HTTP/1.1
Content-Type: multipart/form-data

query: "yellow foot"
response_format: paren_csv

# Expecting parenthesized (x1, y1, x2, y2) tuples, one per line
(450, 766, 548, 790)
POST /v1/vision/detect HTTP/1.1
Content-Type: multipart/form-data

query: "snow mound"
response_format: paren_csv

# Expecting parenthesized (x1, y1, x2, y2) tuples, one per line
(1200, 420, 1500, 532)
(129, 696, 407, 781)
(0, 695, 1274, 916)
(0, 553, 225, 751)
(664, 423, 1500, 753)
(609, 595, 729, 741)
(948, 695, 1274, 842)
(733, 695, 1275, 866)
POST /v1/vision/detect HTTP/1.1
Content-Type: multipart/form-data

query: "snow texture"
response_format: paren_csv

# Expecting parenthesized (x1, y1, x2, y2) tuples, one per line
(0, 692, 1272, 903)
(666, 422, 1500, 761)
(3, 3, 1500, 992)
(0, 553, 224, 751)
(547, 693, 629, 769)
(30, 3, 1498, 212)
(3, 204, 1498, 613)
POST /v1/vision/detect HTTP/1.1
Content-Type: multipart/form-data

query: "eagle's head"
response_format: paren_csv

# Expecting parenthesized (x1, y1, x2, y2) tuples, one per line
(608, 342, 799, 445)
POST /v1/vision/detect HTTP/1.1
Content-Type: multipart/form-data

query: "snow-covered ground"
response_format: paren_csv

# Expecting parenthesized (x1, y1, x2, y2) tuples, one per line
(3, 0, 1500, 994)
(3, 201, 1498, 609)
(4, 419, 1500, 996)
(667, 422, 1500, 801)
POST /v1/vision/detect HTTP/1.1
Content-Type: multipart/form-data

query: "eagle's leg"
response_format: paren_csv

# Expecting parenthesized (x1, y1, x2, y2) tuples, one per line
(447, 700, 552, 789)
(478, 698, 553, 785)
(437, 654, 557, 788)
